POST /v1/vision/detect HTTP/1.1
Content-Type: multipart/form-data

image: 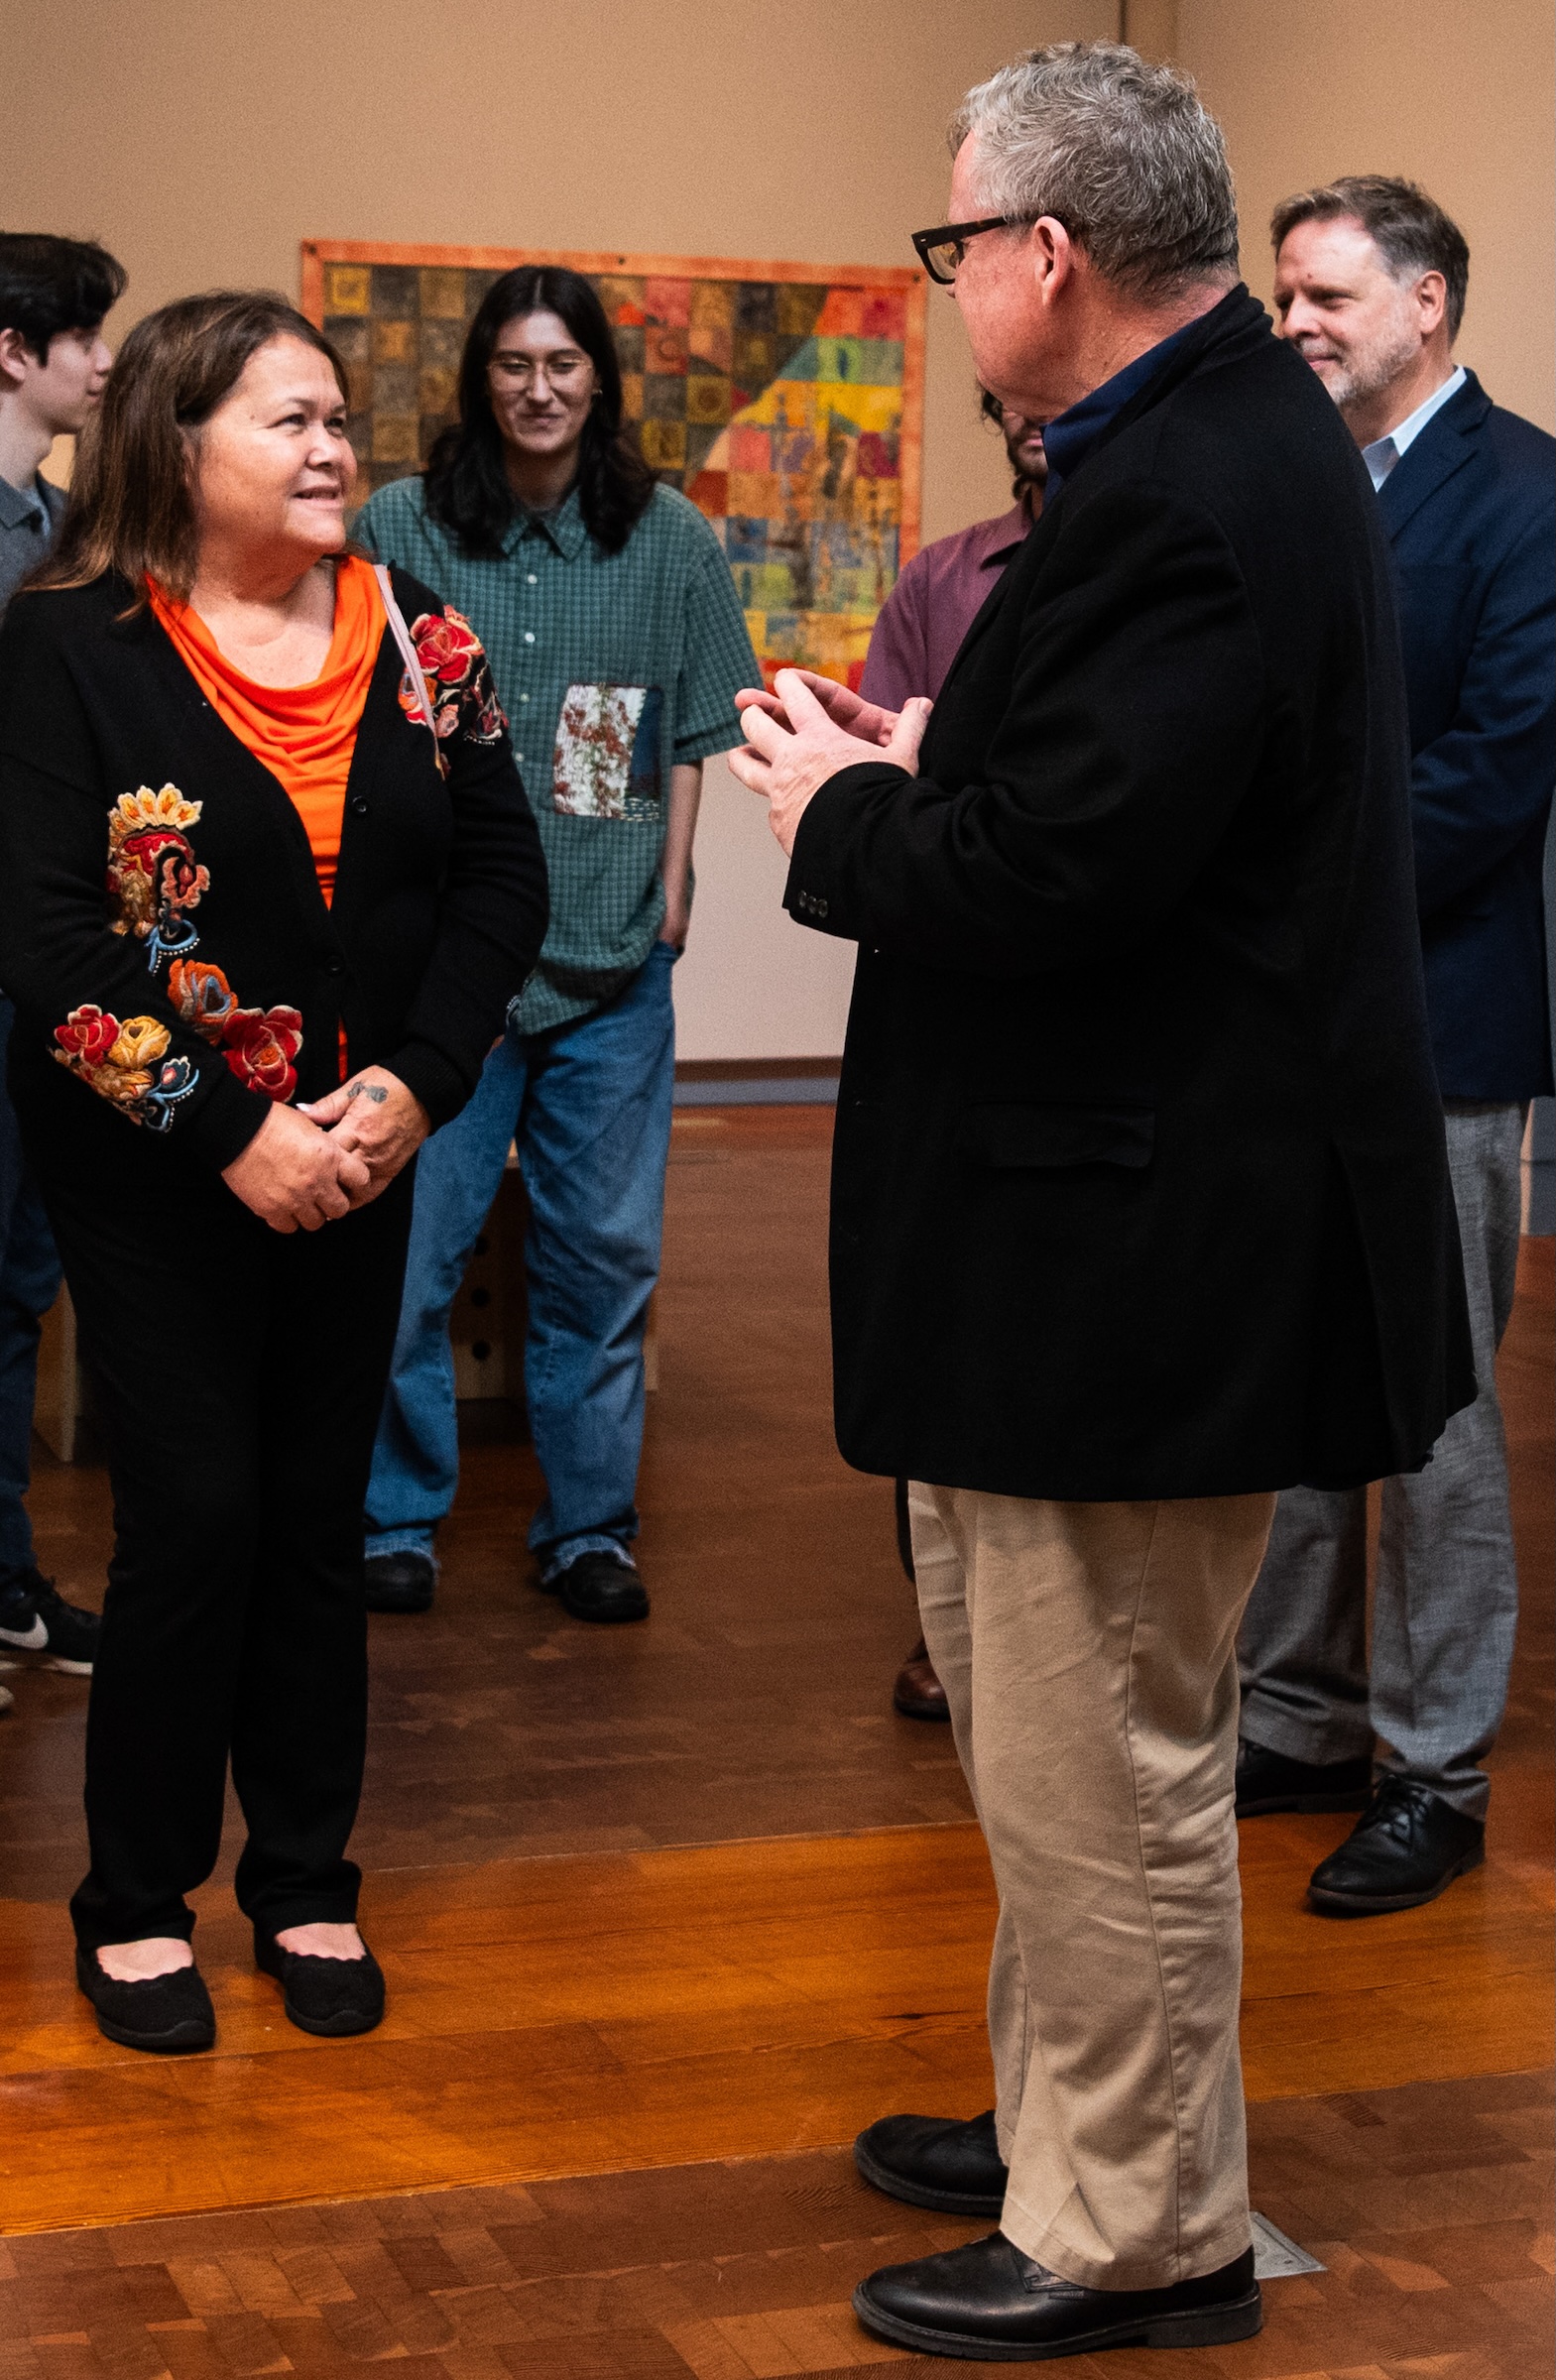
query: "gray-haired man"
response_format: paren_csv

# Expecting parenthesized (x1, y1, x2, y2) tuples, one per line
(1239, 178, 1556, 1912)
(729, 43, 1471, 2361)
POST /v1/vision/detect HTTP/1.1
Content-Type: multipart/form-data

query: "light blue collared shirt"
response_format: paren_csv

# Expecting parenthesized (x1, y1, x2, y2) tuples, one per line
(1361, 365, 1468, 490)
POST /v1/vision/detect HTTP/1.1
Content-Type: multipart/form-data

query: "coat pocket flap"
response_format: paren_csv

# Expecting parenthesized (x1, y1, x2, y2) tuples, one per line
(957, 1102, 1155, 1169)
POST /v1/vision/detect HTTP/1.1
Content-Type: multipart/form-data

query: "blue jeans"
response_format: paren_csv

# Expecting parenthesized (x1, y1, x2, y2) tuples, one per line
(365, 943, 676, 1579)
(0, 1000, 63, 1586)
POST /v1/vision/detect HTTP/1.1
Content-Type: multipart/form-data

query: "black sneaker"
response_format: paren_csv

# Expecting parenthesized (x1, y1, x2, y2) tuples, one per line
(539, 1551, 650, 1624)
(365, 1549, 436, 1613)
(0, 1572, 99, 1673)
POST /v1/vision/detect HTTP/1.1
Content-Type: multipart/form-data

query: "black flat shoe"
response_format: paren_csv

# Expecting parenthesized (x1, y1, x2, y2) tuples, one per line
(364, 1551, 436, 1614)
(539, 1551, 650, 1624)
(75, 1947, 215, 2053)
(853, 2231, 1261, 2360)
(1308, 1777, 1485, 1915)
(254, 1931, 386, 2035)
(855, 2108, 1008, 2216)
(1236, 1737, 1372, 1816)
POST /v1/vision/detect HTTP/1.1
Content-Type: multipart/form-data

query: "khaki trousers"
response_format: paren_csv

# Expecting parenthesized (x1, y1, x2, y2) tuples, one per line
(910, 1483, 1276, 2292)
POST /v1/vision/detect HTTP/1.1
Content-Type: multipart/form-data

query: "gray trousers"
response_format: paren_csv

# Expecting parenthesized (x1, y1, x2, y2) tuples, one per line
(1239, 1102, 1525, 1822)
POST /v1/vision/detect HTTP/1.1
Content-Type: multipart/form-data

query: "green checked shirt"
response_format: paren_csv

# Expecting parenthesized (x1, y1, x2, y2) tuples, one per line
(353, 478, 758, 1035)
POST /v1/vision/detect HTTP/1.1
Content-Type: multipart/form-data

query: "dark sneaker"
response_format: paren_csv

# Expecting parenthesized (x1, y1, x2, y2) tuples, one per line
(854, 2231, 1261, 2358)
(364, 1550, 436, 1613)
(1308, 1777, 1485, 1915)
(0, 1572, 99, 1673)
(1236, 1737, 1372, 1817)
(75, 1948, 215, 2053)
(855, 2108, 1008, 2216)
(540, 1551, 650, 1624)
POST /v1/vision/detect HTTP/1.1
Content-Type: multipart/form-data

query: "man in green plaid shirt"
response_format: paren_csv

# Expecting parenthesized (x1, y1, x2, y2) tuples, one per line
(357, 267, 757, 1624)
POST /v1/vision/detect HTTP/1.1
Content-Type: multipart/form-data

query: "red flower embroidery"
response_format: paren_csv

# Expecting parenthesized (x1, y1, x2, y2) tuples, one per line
(55, 1005, 121, 1066)
(398, 608, 508, 746)
(415, 608, 483, 683)
(220, 1007, 303, 1102)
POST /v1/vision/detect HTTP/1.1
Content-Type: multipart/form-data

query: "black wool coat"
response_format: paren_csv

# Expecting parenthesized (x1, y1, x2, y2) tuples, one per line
(786, 288, 1476, 1501)
(0, 568, 547, 1179)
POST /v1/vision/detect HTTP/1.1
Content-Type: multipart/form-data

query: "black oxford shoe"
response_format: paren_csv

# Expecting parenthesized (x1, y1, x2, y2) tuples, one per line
(1236, 1737, 1372, 1816)
(853, 2231, 1261, 2361)
(1308, 1776, 1485, 1915)
(855, 2108, 1008, 2216)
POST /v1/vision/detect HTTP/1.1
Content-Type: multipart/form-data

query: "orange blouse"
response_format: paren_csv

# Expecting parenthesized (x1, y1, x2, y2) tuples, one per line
(149, 556, 385, 904)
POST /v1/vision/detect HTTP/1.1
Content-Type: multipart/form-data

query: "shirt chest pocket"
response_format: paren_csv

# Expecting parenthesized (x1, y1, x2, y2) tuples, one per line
(551, 683, 664, 819)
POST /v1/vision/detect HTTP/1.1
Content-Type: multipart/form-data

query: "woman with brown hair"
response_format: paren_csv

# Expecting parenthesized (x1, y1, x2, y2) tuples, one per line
(0, 291, 546, 2052)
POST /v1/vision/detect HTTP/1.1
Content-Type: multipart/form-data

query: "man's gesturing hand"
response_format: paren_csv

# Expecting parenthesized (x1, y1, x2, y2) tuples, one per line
(221, 1102, 372, 1234)
(299, 1066, 431, 1207)
(728, 667, 931, 856)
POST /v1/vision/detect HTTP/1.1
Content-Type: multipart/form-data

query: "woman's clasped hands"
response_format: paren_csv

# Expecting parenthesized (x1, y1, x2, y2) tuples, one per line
(222, 1069, 431, 1233)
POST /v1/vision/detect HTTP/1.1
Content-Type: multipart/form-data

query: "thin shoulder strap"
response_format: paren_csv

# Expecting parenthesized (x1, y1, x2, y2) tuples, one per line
(374, 563, 449, 779)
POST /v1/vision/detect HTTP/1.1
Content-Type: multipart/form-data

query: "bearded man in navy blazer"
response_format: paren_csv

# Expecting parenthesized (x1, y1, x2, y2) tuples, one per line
(1239, 178, 1556, 1917)
(731, 46, 1473, 2364)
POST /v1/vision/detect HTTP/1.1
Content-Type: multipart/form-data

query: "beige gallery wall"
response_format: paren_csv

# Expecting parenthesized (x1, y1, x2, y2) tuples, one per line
(1179, 0, 1556, 433)
(12, 0, 1114, 1063)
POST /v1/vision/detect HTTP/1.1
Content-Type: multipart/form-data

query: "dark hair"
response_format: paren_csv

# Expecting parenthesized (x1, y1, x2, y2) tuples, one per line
(423, 266, 656, 558)
(0, 233, 126, 362)
(35, 290, 347, 605)
(1270, 175, 1470, 340)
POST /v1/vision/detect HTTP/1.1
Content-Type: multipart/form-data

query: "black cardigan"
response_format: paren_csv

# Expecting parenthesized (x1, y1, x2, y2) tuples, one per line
(0, 569, 547, 1172)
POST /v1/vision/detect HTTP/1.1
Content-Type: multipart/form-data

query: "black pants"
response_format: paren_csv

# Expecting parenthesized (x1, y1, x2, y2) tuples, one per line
(31, 1133, 413, 1951)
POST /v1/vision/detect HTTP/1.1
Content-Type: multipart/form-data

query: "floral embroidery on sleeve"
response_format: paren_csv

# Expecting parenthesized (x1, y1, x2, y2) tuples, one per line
(168, 959, 303, 1103)
(107, 786, 208, 970)
(398, 608, 507, 745)
(53, 1006, 197, 1133)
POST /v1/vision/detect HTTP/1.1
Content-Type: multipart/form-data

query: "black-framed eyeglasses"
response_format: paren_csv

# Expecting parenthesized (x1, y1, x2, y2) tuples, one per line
(911, 215, 1027, 285)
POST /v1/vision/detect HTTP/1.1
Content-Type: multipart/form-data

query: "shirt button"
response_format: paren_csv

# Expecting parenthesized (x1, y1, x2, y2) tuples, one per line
(527, 573, 539, 585)
(524, 632, 536, 645)
(519, 692, 530, 702)
(515, 752, 525, 764)
(350, 794, 369, 815)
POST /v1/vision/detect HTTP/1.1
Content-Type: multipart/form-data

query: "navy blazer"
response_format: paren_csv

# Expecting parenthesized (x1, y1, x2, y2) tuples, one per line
(1381, 370, 1556, 1098)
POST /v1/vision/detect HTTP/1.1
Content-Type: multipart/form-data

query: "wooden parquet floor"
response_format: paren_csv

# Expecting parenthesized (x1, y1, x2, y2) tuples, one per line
(0, 2069, 1549, 2379)
(0, 1115, 1550, 2376)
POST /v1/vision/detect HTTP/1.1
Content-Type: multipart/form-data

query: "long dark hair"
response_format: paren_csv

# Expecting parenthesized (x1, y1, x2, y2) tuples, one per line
(35, 290, 347, 604)
(424, 266, 656, 558)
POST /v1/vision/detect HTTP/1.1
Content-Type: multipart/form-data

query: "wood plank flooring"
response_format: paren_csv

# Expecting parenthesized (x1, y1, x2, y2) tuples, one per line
(1, 2069, 1548, 2380)
(0, 1116, 1549, 2374)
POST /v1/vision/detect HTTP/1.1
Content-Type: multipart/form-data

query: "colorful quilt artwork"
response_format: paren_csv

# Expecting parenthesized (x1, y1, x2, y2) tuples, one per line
(301, 243, 925, 689)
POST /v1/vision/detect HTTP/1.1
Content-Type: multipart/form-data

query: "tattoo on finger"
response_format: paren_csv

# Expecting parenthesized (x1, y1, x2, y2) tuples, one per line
(347, 1082, 389, 1105)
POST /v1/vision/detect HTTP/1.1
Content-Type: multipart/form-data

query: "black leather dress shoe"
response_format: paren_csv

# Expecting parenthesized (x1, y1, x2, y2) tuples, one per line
(893, 1635, 951, 1721)
(854, 2231, 1261, 2360)
(1308, 1776, 1485, 1914)
(855, 2108, 1008, 2216)
(75, 1948, 215, 2053)
(364, 1551, 435, 1614)
(255, 1932, 386, 2035)
(540, 1552, 650, 1624)
(1236, 1737, 1372, 1816)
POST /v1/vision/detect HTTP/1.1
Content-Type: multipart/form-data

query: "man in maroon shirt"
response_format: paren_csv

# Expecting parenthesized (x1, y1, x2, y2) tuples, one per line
(861, 396, 1045, 713)
(860, 397, 1045, 1722)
